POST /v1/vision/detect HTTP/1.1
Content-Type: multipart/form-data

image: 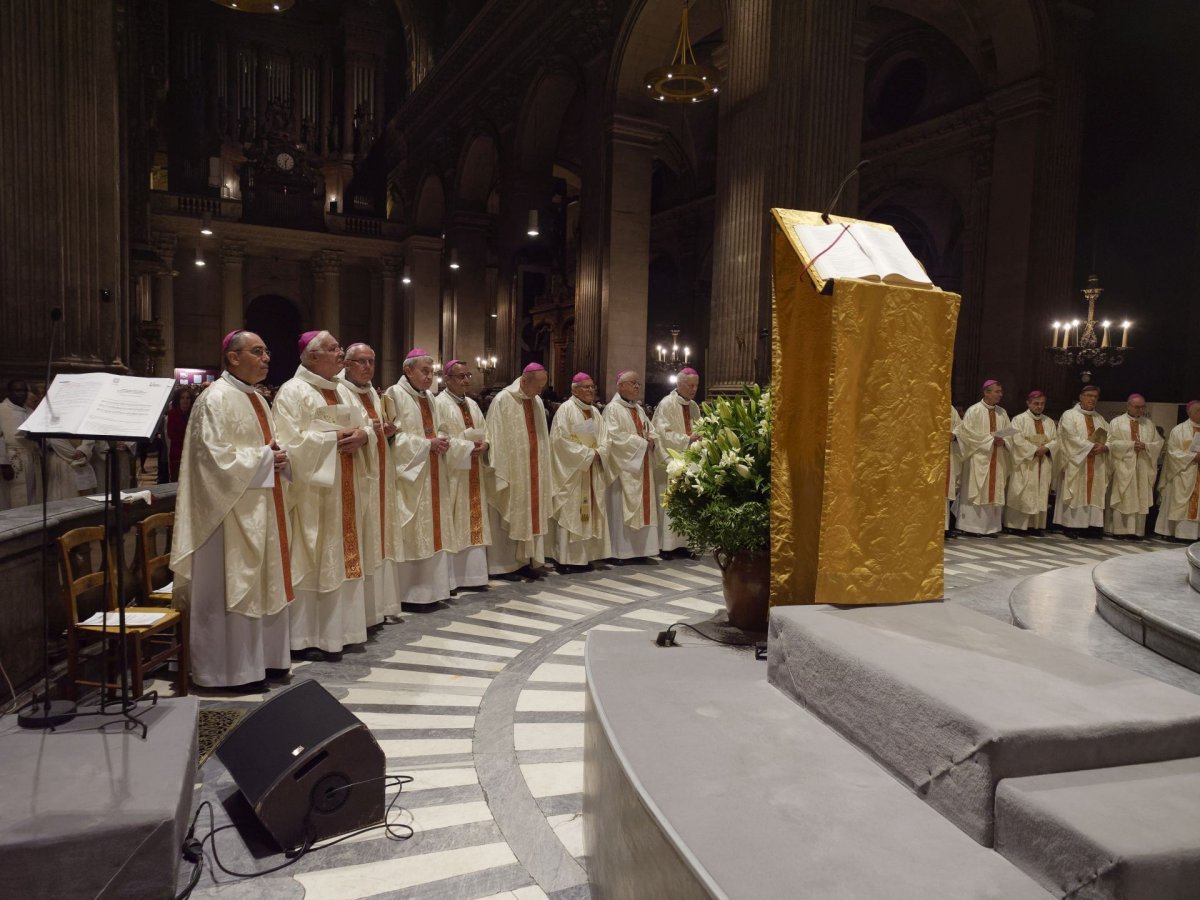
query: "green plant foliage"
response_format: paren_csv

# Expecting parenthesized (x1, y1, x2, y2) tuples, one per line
(663, 383, 771, 556)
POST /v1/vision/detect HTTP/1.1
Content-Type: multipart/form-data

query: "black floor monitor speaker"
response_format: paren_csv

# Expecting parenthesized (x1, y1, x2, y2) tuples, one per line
(216, 679, 385, 850)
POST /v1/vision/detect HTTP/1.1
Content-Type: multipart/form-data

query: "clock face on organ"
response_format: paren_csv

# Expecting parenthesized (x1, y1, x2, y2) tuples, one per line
(275, 152, 295, 172)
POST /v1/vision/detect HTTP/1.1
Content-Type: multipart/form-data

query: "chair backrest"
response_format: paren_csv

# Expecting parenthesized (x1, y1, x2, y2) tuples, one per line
(136, 512, 175, 599)
(57, 526, 117, 625)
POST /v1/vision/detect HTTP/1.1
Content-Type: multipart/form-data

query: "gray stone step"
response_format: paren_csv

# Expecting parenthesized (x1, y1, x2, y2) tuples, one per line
(1093, 549, 1200, 673)
(1188, 541, 1200, 592)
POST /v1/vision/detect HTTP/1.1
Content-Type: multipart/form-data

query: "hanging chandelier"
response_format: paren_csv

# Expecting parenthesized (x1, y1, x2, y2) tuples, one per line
(643, 1, 720, 104)
(1045, 274, 1132, 383)
(209, 0, 294, 12)
(652, 327, 692, 373)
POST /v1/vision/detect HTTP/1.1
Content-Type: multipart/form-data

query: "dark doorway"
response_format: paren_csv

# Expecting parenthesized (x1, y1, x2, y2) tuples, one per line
(245, 294, 302, 387)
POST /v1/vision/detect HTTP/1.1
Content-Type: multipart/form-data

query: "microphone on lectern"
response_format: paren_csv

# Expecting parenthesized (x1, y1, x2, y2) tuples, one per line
(821, 160, 870, 224)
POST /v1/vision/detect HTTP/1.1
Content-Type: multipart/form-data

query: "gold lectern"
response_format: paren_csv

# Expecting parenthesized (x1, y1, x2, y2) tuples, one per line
(769, 208, 960, 607)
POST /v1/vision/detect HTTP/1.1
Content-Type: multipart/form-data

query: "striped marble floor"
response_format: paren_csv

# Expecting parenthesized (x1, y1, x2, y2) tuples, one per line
(173, 532, 1171, 899)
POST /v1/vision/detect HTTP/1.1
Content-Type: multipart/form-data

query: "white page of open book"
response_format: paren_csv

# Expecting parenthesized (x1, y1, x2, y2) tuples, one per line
(847, 226, 932, 286)
(78, 378, 174, 437)
(21, 374, 107, 435)
(792, 223, 879, 282)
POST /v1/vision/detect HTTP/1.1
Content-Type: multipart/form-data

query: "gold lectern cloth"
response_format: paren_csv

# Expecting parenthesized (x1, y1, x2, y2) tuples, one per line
(770, 209, 959, 606)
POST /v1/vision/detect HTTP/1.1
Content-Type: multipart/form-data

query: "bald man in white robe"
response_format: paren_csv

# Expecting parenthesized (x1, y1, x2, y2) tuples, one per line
(604, 370, 661, 560)
(1105, 393, 1162, 539)
(1003, 390, 1058, 534)
(550, 372, 612, 569)
(1155, 400, 1200, 542)
(1054, 385, 1111, 537)
(953, 379, 1011, 536)
(652, 368, 702, 555)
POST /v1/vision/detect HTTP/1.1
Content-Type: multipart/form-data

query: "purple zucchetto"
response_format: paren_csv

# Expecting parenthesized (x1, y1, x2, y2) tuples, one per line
(572, 372, 592, 384)
(444, 359, 464, 372)
(297, 330, 322, 353)
(982, 379, 1000, 390)
(678, 367, 699, 377)
(1187, 400, 1200, 411)
(523, 362, 546, 373)
(222, 330, 242, 353)
(1026, 390, 1044, 400)
(1127, 393, 1145, 402)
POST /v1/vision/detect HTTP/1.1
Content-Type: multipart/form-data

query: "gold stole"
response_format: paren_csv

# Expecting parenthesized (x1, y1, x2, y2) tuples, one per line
(521, 399, 543, 535)
(628, 405, 652, 526)
(356, 391, 388, 558)
(246, 393, 294, 602)
(1084, 415, 1096, 505)
(987, 407, 998, 504)
(1191, 426, 1200, 520)
(417, 395, 444, 553)
(580, 407, 595, 525)
(319, 388, 362, 579)
(455, 398, 485, 546)
(1034, 418, 1046, 484)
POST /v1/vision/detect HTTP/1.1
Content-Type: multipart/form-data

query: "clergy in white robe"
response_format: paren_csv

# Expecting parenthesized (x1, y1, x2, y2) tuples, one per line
(953, 380, 1011, 535)
(652, 367, 702, 555)
(1105, 393, 1163, 539)
(383, 350, 454, 605)
(434, 360, 492, 590)
(170, 330, 293, 689)
(45, 439, 98, 500)
(946, 406, 963, 533)
(549, 372, 612, 569)
(0, 381, 41, 507)
(340, 343, 403, 625)
(1054, 385, 1111, 534)
(274, 330, 371, 657)
(604, 370, 661, 559)
(485, 363, 552, 576)
(1155, 401, 1200, 541)
(1003, 390, 1058, 533)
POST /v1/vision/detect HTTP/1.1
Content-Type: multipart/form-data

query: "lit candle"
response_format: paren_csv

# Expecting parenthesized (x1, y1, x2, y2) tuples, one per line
(1072, 320, 1081, 347)
(684, 346, 690, 363)
(1101, 320, 1110, 348)
(1121, 321, 1130, 348)
(1062, 325, 1071, 350)
(1052, 321, 1061, 347)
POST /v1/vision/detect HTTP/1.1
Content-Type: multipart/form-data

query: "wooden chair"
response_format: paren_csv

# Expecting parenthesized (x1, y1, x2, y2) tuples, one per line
(136, 512, 175, 604)
(57, 525, 189, 701)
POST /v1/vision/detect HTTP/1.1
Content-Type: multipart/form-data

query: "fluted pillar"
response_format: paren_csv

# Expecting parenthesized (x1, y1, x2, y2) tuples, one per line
(311, 249, 343, 338)
(153, 235, 178, 376)
(402, 235, 444, 358)
(572, 57, 610, 381)
(447, 211, 491, 371)
(220, 240, 246, 339)
(378, 256, 402, 385)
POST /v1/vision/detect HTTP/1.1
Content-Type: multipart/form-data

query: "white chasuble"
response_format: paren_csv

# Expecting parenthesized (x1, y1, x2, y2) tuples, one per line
(550, 396, 612, 566)
(383, 376, 453, 604)
(603, 397, 661, 558)
(274, 366, 369, 651)
(434, 390, 492, 589)
(946, 406, 963, 530)
(340, 376, 403, 623)
(1155, 421, 1200, 540)
(170, 373, 293, 686)
(1105, 413, 1163, 536)
(485, 378, 551, 574)
(652, 390, 700, 552)
(1003, 411, 1058, 530)
(954, 400, 1011, 534)
(1054, 406, 1110, 529)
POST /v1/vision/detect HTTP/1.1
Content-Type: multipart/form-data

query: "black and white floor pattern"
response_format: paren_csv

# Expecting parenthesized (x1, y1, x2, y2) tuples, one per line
(173, 532, 1177, 899)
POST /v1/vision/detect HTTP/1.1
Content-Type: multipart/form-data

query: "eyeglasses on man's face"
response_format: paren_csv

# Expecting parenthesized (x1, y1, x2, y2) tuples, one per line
(241, 346, 270, 358)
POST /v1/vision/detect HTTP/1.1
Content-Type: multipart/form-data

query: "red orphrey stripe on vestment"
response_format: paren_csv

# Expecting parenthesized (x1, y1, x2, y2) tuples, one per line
(628, 405, 652, 526)
(987, 407, 998, 504)
(320, 388, 363, 579)
(521, 399, 543, 535)
(1190, 426, 1200, 521)
(1034, 418, 1045, 484)
(456, 399, 485, 546)
(417, 395, 443, 553)
(582, 408, 596, 526)
(247, 393, 295, 602)
(682, 403, 692, 437)
(356, 391, 388, 557)
(1084, 414, 1096, 506)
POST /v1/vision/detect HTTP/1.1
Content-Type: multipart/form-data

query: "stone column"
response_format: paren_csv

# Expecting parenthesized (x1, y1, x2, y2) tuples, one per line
(602, 115, 664, 389)
(220, 239, 246, 339)
(572, 57, 611, 381)
(402, 235, 444, 358)
(378, 256, 402, 386)
(311, 250, 343, 338)
(152, 234, 178, 376)
(447, 211, 492, 370)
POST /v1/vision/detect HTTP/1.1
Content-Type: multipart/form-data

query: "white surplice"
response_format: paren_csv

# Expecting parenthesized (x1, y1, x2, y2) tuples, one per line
(1105, 413, 1163, 537)
(274, 366, 370, 652)
(382, 376, 453, 604)
(953, 400, 1011, 535)
(45, 439, 98, 500)
(946, 406, 963, 530)
(603, 397, 660, 558)
(0, 398, 41, 507)
(170, 373, 292, 687)
(651, 390, 700, 552)
(550, 396, 612, 565)
(485, 378, 551, 574)
(1155, 420, 1200, 540)
(1003, 411, 1058, 531)
(434, 389, 492, 589)
(1054, 405, 1110, 529)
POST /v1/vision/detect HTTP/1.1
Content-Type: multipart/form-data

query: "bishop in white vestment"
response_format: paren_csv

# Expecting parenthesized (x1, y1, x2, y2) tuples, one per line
(652, 367, 701, 555)
(549, 372, 611, 569)
(604, 371, 661, 559)
(434, 360, 492, 590)
(953, 380, 1011, 536)
(1003, 390, 1058, 533)
(946, 406, 963, 534)
(1155, 400, 1200, 541)
(170, 331, 293, 689)
(485, 363, 552, 576)
(0, 380, 41, 507)
(341, 343, 403, 625)
(274, 330, 371, 657)
(383, 349, 454, 605)
(1105, 393, 1163, 539)
(1054, 385, 1111, 535)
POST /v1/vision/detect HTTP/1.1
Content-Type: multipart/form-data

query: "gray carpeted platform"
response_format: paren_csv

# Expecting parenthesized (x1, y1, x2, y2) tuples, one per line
(767, 602, 1200, 845)
(995, 757, 1200, 899)
(584, 630, 1052, 899)
(1093, 549, 1200, 673)
(1189, 542, 1200, 592)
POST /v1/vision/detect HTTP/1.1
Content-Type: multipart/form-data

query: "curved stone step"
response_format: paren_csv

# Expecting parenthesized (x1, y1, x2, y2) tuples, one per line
(1093, 549, 1200, 674)
(1188, 541, 1200, 592)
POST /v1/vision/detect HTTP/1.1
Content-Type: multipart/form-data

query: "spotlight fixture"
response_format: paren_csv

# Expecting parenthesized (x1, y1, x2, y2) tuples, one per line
(526, 210, 539, 237)
(200, 214, 213, 236)
(643, 1, 720, 104)
(194, 247, 206, 267)
(449, 249, 460, 270)
(209, 0, 293, 11)
(401, 266, 412, 285)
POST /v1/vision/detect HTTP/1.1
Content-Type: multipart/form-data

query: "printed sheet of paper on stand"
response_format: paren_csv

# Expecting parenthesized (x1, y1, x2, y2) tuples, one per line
(21, 373, 176, 441)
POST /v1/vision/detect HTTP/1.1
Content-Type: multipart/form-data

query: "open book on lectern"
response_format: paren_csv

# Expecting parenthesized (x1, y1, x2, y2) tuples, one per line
(790, 220, 933, 291)
(21, 373, 175, 441)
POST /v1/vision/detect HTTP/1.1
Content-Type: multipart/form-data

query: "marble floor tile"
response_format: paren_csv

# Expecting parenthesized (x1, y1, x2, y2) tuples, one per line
(471, 886, 550, 900)
(471, 610, 563, 632)
(356, 668, 493, 690)
(340, 686, 483, 708)
(667, 597, 724, 614)
(546, 813, 586, 858)
(589, 577, 659, 597)
(556, 584, 635, 604)
(378, 738, 475, 759)
(498, 600, 584, 621)
(513, 723, 586, 751)
(392, 766, 480, 791)
(624, 572, 687, 591)
(440, 622, 541, 643)
(519, 761, 585, 798)
(381, 650, 508, 672)
(552, 640, 586, 657)
(528, 663, 586, 684)
(584, 623, 641, 634)
(670, 569, 722, 586)
(527, 591, 606, 613)
(353, 712, 476, 731)
(516, 690, 587, 712)
(407, 635, 523, 658)
(620, 608, 691, 625)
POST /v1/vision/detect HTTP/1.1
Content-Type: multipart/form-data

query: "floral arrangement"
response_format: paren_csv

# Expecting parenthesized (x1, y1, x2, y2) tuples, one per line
(663, 383, 771, 558)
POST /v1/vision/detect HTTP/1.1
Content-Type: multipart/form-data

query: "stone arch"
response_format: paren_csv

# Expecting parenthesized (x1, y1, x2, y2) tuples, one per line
(513, 65, 583, 177)
(456, 129, 500, 212)
(244, 294, 303, 386)
(413, 172, 446, 234)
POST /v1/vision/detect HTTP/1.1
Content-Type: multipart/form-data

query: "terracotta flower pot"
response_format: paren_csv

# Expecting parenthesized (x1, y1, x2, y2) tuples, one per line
(714, 549, 770, 632)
